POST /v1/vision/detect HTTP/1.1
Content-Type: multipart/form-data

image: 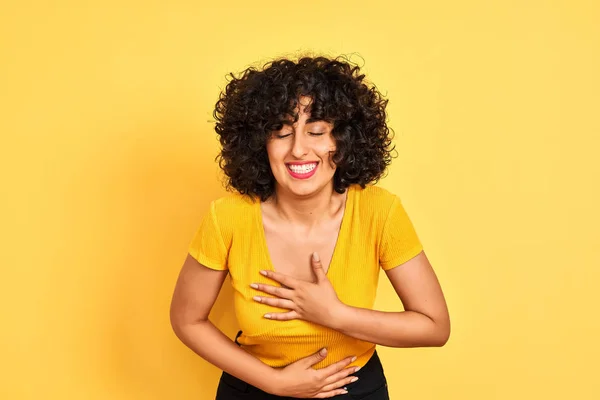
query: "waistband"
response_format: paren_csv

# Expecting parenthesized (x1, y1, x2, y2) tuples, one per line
(217, 346, 388, 399)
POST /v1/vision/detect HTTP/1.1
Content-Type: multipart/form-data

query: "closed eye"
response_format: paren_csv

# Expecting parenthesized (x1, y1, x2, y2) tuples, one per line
(275, 132, 324, 138)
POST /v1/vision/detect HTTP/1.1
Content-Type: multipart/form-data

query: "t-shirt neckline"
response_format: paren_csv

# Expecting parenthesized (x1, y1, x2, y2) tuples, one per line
(255, 185, 355, 279)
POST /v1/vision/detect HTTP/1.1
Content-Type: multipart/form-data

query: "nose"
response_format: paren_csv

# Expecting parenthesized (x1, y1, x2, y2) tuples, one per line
(290, 129, 308, 158)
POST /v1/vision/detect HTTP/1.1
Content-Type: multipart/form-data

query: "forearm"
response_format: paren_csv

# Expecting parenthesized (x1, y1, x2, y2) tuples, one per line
(172, 320, 277, 393)
(331, 305, 449, 348)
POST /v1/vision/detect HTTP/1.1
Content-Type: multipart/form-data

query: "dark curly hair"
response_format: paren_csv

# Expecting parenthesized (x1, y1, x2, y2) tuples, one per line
(213, 55, 396, 201)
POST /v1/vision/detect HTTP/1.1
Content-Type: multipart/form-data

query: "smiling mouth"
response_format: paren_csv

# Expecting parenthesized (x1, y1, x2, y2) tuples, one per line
(286, 162, 319, 179)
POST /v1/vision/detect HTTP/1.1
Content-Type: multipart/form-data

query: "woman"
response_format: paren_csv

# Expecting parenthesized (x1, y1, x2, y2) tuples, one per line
(170, 56, 450, 399)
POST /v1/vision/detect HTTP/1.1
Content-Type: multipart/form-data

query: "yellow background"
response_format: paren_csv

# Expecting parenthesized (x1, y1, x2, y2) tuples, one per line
(1, 1, 599, 399)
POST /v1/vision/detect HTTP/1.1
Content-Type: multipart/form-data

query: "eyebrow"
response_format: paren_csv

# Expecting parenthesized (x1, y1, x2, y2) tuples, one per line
(280, 117, 328, 125)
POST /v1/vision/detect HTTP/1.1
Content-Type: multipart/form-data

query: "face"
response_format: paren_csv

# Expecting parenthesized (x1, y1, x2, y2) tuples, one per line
(266, 96, 337, 197)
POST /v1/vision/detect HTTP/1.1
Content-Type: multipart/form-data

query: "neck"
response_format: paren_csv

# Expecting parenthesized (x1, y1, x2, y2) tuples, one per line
(269, 182, 347, 228)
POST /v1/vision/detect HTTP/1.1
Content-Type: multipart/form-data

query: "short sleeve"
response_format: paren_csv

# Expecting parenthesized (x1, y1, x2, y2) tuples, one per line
(379, 196, 423, 270)
(188, 201, 229, 270)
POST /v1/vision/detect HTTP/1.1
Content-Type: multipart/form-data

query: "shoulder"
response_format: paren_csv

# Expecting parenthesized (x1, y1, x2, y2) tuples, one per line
(211, 191, 256, 215)
(209, 191, 257, 235)
(349, 184, 398, 234)
(352, 184, 397, 212)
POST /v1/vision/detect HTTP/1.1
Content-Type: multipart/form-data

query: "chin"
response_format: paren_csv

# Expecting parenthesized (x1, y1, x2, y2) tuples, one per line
(279, 179, 331, 198)
(289, 186, 318, 197)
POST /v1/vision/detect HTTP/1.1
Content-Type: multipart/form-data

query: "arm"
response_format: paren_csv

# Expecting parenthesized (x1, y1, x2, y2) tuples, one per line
(169, 254, 277, 391)
(330, 250, 451, 348)
(171, 254, 358, 398)
(253, 250, 450, 348)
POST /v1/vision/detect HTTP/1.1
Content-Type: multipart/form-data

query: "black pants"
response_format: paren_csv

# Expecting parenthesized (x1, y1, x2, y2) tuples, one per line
(216, 337, 389, 400)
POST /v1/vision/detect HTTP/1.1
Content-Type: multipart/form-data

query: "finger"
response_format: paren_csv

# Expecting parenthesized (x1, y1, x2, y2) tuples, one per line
(260, 269, 300, 289)
(299, 347, 328, 368)
(264, 310, 299, 321)
(311, 252, 327, 282)
(321, 374, 359, 392)
(323, 365, 361, 386)
(251, 283, 294, 300)
(313, 388, 348, 398)
(253, 296, 295, 310)
(319, 355, 356, 376)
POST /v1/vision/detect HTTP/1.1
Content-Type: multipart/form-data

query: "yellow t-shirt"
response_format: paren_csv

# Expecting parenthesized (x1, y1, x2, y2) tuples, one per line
(188, 183, 423, 369)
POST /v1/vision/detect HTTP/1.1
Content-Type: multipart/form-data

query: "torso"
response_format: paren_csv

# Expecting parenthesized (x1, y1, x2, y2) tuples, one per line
(259, 190, 348, 282)
(199, 184, 408, 368)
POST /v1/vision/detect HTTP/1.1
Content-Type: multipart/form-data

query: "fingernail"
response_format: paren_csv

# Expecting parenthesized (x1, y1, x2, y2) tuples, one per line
(351, 356, 357, 362)
(250, 283, 258, 289)
(341, 390, 348, 394)
(259, 270, 267, 276)
(350, 377, 358, 383)
(355, 366, 361, 372)
(319, 348, 327, 356)
(253, 296, 261, 302)
(264, 314, 271, 319)
(312, 252, 320, 261)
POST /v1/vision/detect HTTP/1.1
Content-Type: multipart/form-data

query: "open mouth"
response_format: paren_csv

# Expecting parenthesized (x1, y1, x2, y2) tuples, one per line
(286, 162, 318, 179)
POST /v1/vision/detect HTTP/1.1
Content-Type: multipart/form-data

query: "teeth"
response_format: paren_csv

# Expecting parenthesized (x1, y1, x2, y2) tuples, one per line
(288, 163, 317, 174)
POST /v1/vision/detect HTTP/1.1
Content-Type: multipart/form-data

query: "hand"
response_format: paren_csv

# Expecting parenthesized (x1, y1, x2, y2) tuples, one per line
(251, 252, 346, 327)
(267, 348, 360, 398)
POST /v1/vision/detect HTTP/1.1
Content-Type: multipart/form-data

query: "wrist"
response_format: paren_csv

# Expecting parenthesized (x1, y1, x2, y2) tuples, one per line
(261, 368, 284, 396)
(330, 302, 352, 331)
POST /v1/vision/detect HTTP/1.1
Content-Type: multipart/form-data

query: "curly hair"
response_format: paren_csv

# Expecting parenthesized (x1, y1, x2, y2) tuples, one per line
(213, 55, 396, 201)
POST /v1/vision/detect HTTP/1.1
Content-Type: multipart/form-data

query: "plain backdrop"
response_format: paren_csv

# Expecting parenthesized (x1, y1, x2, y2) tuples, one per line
(1, 1, 599, 399)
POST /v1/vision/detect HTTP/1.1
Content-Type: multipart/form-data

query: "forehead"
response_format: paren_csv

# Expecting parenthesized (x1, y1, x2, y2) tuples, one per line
(280, 95, 330, 126)
(284, 96, 311, 117)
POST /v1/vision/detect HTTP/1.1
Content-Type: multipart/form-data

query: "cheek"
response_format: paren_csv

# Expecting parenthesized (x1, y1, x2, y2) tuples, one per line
(266, 143, 286, 163)
(317, 145, 337, 169)
(316, 137, 336, 155)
